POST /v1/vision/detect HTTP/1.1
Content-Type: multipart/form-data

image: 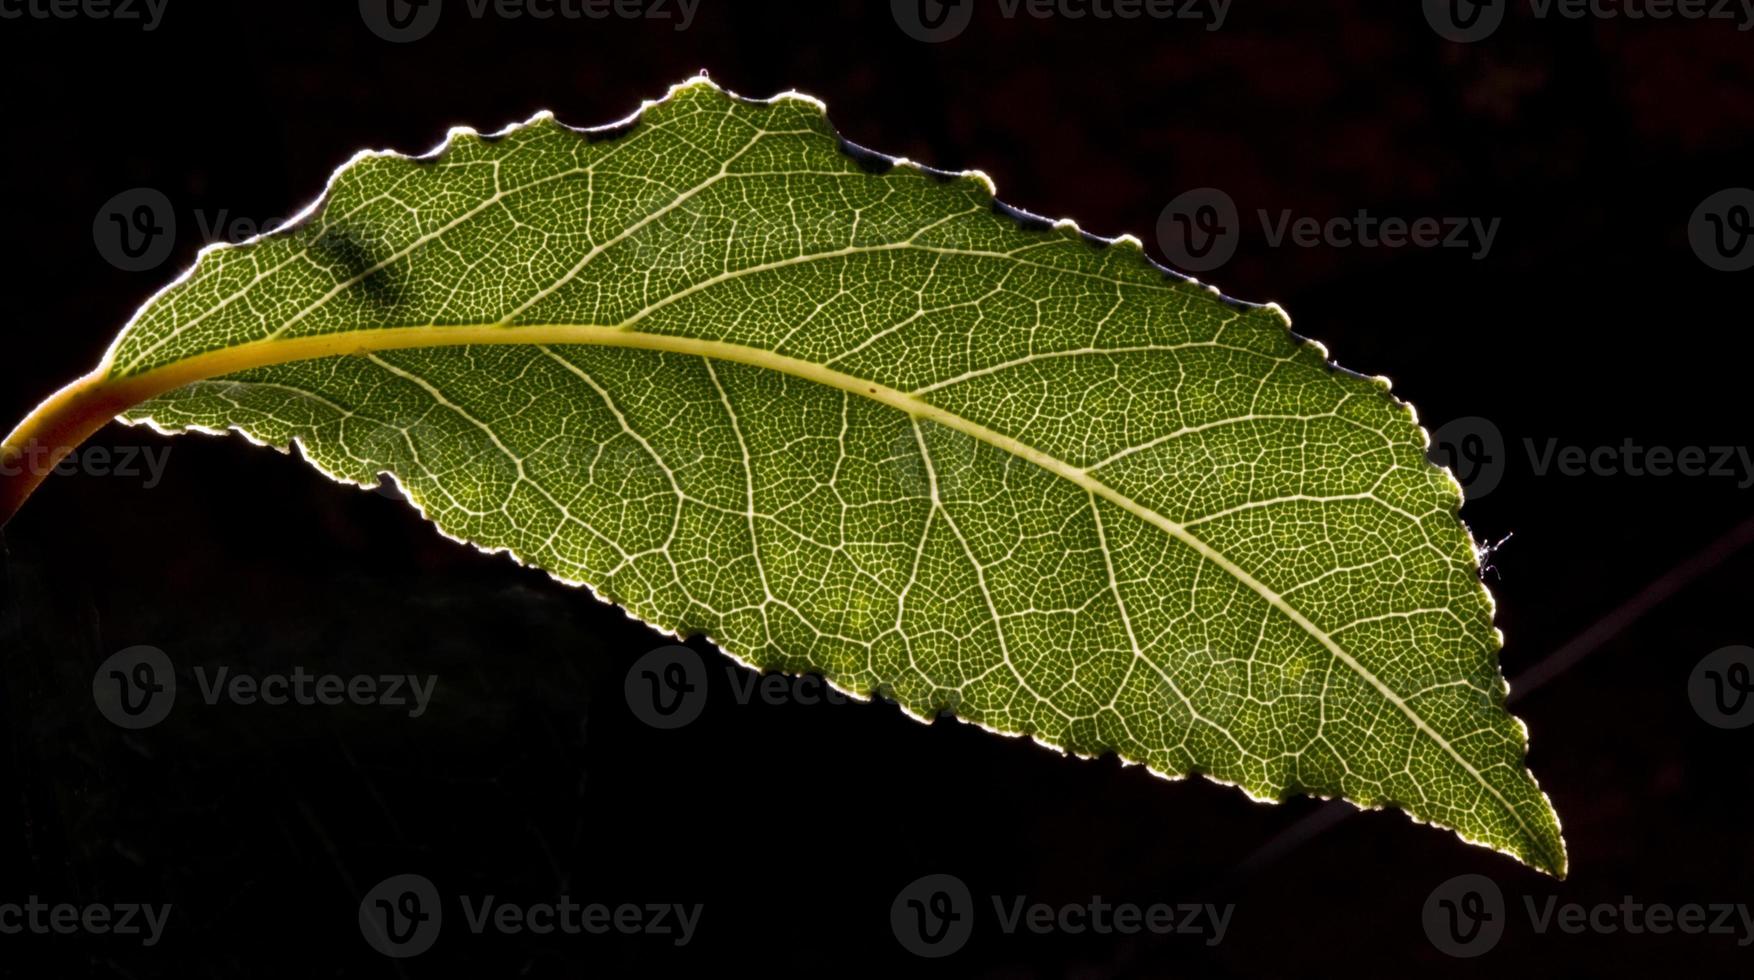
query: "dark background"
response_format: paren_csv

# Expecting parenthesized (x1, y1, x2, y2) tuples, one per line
(2, 1, 1752, 976)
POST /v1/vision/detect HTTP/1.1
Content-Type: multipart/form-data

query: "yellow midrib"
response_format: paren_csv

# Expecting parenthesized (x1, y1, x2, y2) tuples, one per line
(9, 322, 1552, 871)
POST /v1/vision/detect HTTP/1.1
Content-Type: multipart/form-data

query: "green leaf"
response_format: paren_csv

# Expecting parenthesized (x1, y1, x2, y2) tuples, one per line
(2, 78, 1564, 875)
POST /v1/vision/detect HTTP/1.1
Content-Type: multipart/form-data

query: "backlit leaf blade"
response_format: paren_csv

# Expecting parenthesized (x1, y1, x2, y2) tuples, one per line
(82, 79, 1561, 874)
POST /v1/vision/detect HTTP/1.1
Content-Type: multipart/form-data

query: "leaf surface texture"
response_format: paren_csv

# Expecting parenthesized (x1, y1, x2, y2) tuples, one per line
(106, 80, 1564, 875)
